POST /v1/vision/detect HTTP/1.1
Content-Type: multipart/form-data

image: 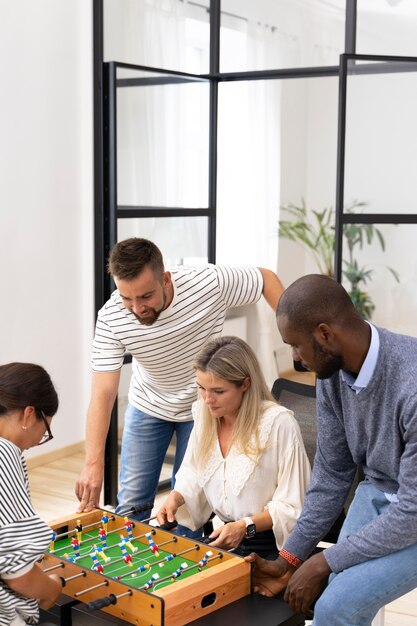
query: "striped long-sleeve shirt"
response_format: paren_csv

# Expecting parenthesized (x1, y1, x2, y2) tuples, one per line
(0, 438, 53, 625)
(92, 265, 263, 421)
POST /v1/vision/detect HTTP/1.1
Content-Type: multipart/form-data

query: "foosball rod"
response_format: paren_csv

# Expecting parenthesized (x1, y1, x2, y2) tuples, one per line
(43, 562, 65, 573)
(115, 543, 201, 581)
(84, 555, 222, 611)
(147, 553, 223, 589)
(75, 579, 109, 597)
(54, 516, 116, 540)
(73, 538, 182, 597)
(61, 571, 87, 585)
(120, 502, 154, 516)
(74, 537, 179, 577)
(53, 501, 153, 542)
(53, 533, 175, 569)
(102, 537, 177, 570)
(51, 524, 156, 555)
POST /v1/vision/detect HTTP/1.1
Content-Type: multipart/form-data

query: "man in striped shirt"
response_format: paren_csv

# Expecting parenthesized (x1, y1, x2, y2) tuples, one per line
(76, 238, 284, 528)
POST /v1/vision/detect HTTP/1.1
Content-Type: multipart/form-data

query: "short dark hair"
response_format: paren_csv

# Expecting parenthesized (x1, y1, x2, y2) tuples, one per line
(107, 238, 164, 281)
(0, 362, 59, 419)
(277, 274, 360, 332)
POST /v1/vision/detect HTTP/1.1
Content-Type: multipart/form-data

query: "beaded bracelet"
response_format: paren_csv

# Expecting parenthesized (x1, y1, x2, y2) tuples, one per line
(280, 548, 303, 568)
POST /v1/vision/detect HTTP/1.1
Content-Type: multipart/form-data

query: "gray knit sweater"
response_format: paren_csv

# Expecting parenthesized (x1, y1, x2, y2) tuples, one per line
(283, 326, 417, 573)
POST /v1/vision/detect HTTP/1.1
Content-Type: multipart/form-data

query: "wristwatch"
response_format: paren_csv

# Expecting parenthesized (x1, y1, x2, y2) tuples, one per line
(243, 516, 256, 539)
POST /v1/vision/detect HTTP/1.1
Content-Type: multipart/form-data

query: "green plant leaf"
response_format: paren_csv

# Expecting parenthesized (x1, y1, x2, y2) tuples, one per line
(278, 197, 400, 316)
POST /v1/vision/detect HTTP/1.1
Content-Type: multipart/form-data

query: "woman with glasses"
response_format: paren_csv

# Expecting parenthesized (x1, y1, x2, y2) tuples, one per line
(0, 362, 62, 626)
(156, 336, 311, 559)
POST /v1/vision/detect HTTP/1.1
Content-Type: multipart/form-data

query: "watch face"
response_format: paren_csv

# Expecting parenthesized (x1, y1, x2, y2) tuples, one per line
(246, 523, 256, 539)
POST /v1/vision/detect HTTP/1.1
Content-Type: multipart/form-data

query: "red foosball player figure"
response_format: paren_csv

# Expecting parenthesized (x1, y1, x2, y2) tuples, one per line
(71, 537, 81, 558)
(171, 562, 188, 581)
(143, 573, 160, 591)
(124, 516, 134, 540)
(98, 528, 108, 548)
(75, 519, 83, 543)
(145, 532, 159, 557)
(119, 539, 133, 567)
(197, 550, 213, 571)
(91, 551, 104, 573)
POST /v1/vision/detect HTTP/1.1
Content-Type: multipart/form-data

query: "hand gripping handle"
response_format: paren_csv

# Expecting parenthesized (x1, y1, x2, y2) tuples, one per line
(159, 519, 178, 530)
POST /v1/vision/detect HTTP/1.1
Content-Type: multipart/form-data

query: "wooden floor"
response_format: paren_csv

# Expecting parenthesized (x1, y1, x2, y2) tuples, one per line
(28, 448, 417, 625)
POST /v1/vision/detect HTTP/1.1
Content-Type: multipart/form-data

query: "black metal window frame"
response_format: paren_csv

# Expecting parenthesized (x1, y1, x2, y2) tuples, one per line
(334, 52, 417, 281)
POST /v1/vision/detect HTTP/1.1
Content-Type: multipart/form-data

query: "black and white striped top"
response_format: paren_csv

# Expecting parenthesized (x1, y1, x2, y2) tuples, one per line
(0, 438, 53, 625)
(92, 265, 263, 421)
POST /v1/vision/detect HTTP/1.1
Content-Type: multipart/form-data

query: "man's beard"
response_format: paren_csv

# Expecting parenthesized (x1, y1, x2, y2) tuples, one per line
(132, 290, 167, 326)
(311, 336, 345, 379)
(132, 308, 162, 326)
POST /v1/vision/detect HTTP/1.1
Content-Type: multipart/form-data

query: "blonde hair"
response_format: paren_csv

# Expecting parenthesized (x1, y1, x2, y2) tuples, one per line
(193, 336, 275, 466)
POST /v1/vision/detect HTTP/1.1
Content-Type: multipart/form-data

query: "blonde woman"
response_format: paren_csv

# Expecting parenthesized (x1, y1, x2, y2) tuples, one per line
(156, 336, 311, 558)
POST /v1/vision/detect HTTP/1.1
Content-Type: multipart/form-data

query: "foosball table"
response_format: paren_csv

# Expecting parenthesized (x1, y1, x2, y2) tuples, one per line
(41, 508, 251, 626)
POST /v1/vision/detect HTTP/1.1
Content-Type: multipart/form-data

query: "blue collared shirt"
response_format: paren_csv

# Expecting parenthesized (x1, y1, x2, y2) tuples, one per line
(341, 322, 380, 394)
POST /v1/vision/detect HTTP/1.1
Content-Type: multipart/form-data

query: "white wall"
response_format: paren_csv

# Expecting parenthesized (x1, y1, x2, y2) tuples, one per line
(0, 1, 94, 458)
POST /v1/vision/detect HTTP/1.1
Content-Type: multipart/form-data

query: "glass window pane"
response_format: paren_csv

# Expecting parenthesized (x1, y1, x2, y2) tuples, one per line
(217, 76, 338, 273)
(357, 0, 417, 57)
(218, 76, 338, 268)
(104, 0, 210, 73)
(116, 67, 210, 208)
(217, 79, 281, 267)
(340, 223, 417, 336)
(117, 217, 209, 267)
(277, 76, 339, 283)
(220, 0, 345, 72)
(344, 58, 417, 214)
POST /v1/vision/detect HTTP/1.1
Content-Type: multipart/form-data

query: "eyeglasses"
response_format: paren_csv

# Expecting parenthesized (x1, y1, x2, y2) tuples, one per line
(36, 410, 54, 445)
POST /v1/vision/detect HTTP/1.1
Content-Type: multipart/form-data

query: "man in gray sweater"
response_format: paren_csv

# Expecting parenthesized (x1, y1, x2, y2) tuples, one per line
(247, 274, 417, 625)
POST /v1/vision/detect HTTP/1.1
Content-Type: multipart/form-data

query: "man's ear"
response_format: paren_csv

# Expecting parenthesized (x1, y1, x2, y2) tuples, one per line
(315, 323, 334, 344)
(162, 271, 172, 288)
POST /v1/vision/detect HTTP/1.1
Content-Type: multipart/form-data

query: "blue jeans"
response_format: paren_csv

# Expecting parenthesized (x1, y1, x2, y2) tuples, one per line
(313, 481, 417, 626)
(115, 403, 201, 538)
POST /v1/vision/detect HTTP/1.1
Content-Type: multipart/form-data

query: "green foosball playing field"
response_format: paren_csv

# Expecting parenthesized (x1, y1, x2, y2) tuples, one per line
(49, 515, 212, 592)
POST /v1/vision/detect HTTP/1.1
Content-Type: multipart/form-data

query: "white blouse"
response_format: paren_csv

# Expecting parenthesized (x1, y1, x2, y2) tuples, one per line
(174, 401, 311, 549)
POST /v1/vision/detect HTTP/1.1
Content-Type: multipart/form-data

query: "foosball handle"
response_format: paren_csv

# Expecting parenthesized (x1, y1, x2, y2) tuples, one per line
(87, 594, 117, 611)
(160, 520, 178, 531)
(129, 502, 154, 515)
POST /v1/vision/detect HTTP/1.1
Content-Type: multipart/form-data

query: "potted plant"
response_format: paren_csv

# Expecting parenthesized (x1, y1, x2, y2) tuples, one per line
(278, 198, 399, 319)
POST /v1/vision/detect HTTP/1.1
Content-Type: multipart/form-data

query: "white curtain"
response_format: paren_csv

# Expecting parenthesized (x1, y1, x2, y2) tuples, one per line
(105, 0, 209, 265)
(216, 21, 286, 385)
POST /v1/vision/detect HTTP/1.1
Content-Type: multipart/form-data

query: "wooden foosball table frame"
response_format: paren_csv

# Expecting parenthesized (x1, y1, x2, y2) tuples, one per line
(41, 509, 251, 626)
